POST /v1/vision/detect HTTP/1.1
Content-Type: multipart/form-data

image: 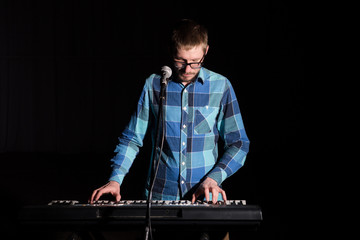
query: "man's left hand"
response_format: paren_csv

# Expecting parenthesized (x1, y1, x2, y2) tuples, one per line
(191, 177, 227, 204)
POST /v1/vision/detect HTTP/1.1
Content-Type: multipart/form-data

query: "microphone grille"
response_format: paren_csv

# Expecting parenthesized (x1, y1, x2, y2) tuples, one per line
(161, 66, 172, 79)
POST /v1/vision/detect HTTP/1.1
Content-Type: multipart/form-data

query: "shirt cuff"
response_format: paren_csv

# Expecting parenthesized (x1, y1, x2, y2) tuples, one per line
(206, 167, 228, 186)
(108, 170, 125, 185)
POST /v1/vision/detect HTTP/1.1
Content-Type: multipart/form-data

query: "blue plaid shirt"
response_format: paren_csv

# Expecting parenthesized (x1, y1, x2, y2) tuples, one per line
(109, 67, 250, 200)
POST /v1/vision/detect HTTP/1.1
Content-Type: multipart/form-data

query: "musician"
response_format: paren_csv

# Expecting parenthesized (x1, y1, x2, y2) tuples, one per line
(90, 19, 250, 240)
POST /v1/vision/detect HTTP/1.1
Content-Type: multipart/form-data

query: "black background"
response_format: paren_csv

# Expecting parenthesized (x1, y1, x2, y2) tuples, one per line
(0, 0, 304, 238)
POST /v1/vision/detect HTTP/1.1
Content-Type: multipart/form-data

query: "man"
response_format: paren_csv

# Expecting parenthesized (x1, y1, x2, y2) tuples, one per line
(90, 19, 249, 207)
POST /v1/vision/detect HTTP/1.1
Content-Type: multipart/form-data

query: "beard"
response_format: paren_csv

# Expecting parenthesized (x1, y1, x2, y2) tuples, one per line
(176, 69, 200, 83)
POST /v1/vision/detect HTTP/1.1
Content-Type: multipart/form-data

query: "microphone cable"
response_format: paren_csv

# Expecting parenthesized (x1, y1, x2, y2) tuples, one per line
(144, 68, 169, 240)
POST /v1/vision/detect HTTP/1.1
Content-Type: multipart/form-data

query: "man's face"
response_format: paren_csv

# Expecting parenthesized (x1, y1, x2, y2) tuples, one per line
(173, 45, 208, 84)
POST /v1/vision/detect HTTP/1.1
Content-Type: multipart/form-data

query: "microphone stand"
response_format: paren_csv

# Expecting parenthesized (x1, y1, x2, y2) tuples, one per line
(144, 78, 168, 240)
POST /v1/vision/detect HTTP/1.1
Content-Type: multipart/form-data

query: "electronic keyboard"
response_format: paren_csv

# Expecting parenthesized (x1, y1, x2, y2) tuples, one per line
(18, 200, 262, 231)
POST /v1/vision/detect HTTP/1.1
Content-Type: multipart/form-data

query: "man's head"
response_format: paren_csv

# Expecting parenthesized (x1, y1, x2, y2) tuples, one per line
(170, 19, 209, 84)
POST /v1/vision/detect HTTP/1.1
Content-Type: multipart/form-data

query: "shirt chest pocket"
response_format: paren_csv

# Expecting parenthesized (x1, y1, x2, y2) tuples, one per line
(194, 106, 220, 134)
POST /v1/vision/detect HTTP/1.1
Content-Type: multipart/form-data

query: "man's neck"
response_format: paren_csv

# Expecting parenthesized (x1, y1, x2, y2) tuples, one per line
(175, 74, 199, 87)
(182, 81, 192, 87)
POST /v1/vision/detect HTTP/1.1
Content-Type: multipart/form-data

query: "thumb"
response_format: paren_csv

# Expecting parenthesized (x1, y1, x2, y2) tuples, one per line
(115, 193, 121, 202)
(191, 193, 196, 203)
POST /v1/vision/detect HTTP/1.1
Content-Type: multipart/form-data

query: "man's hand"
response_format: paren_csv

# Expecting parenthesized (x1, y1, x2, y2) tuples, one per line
(89, 181, 121, 204)
(191, 177, 227, 204)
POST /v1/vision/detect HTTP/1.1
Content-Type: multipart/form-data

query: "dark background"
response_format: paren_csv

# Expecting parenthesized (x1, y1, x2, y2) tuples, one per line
(0, 0, 304, 238)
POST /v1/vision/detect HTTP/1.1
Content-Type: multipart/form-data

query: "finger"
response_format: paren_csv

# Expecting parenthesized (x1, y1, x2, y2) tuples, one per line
(90, 189, 99, 204)
(220, 188, 227, 202)
(94, 188, 106, 202)
(204, 188, 210, 202)
(191, 193, 196, 203)
(212, 188, 219, 204)
(192, 188, 201, 203)
(115, 193, 121, 202)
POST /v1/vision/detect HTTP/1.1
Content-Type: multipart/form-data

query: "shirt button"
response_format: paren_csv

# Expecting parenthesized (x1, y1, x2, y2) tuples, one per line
(182, 162, 185, 165)
(181, 180, 185, 184)
(182, 142, 186, 146)
(184, 89, 187, 93)
(205, 105, 209, 109)
(183, 106, 187, 111)
(183, 124, 186, 129)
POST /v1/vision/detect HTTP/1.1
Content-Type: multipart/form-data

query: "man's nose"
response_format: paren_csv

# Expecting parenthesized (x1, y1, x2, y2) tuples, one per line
(185, 65, 192, 73)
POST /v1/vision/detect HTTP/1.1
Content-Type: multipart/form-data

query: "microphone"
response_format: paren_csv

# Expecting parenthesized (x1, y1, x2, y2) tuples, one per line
(161, 66, 172, 85)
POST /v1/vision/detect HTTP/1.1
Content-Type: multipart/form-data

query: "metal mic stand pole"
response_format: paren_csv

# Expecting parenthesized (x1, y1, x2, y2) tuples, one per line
(145, 80, 167, 240)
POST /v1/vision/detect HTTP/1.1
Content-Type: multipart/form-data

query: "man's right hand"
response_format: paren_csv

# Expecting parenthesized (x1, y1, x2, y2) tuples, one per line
(89, 181, 121, 204)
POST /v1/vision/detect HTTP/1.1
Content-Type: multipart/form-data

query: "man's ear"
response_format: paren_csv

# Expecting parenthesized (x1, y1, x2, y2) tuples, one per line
(205, 45, 209, 55)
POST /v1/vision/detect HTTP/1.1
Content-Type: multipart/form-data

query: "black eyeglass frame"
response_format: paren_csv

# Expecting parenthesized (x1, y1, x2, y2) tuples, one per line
(173, 54, 206, 70)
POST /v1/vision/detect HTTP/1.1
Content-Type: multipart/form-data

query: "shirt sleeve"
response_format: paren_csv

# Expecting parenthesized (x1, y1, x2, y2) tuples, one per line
(108, 77, 152, 185)
(206, 79, 250, 186)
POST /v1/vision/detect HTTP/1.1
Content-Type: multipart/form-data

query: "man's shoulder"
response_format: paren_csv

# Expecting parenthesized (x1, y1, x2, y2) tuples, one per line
(146, 73, 161, 82)
(201, 68, 232, 90)
(201, 68, 229, 83)
(143, 73, 161, 90)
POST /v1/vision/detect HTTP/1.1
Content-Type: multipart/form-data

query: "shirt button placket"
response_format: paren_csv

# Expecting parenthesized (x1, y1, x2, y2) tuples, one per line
(180, 87, 188, 194)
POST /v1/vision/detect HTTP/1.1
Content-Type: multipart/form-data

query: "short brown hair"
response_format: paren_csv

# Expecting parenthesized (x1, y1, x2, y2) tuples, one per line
(170, 19, 208, 55)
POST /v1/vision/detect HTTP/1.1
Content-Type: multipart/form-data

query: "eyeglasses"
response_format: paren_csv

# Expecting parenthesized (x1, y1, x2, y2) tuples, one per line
(173, 54, 206, 69)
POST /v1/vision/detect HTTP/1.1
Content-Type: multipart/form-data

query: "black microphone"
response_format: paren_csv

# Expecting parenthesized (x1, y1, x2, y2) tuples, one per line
(161, 66, 172, 85)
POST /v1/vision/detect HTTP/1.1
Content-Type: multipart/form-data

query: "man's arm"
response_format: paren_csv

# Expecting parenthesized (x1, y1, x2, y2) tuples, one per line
(108, 77, 152, 184)
(208, 79, 250, 185)
(89, 77, 153, 202)
(192, 79, 250, 202)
